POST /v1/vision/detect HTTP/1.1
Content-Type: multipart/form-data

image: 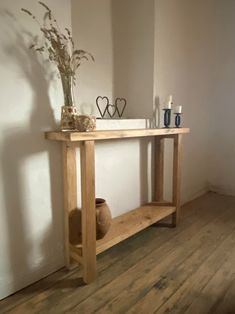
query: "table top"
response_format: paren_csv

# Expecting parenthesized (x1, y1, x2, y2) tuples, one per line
(45, 128, 190, 142)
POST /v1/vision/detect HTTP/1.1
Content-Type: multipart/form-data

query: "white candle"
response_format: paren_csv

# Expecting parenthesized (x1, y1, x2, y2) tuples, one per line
(168, 95, 173, 104)
(165, 95, 173, 109)
(166, 102, 172, 109)
(175, 105, 182, 113)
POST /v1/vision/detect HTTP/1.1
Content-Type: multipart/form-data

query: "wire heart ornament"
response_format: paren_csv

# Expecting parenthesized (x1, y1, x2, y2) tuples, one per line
(96, 96, 109, 118)
(96, 96, 127, 119)
(107, 104, 117, 118)
(115, 98, 127, 118)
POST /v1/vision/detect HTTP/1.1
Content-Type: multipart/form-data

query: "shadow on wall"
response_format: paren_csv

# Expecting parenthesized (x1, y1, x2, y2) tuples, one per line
(0, 11, 63, 294)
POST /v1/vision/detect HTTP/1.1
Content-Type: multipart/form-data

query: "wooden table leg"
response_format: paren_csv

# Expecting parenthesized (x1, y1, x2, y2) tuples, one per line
(155, 136, 164, 202)
(172, 134, 182, 227)
(80, 140, 96, 283)
(62, 142, 77, 269)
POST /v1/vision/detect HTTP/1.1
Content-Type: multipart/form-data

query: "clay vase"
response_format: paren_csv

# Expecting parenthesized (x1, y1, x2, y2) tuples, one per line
(96, 198, 112, 240)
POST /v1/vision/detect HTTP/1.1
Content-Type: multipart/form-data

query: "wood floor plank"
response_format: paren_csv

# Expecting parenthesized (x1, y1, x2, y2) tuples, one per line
(210, 281, 235, 314)
(152, 232, 235, 314)
(152, 230, 235, 313)
(1, 193, 235, 314)
(0, 230, 148, 313)
(0, 267, 82, 313)
(97, 207, 235, 314)
(70, 196, 233, 313)
(127, 221, 235, 314)
(18, 206, 200, 314)
(184, 245, 235, 314)
(2, 229, 154, 313)
(2, 194, 216, 314)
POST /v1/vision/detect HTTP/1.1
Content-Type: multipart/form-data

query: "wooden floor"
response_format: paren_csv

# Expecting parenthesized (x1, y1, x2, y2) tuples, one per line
(1, 192, 235, 314)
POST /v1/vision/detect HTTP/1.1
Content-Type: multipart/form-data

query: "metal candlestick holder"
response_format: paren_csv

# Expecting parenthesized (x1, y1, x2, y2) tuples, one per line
(174, 113, 182, 128)
(163, 109, 172, 128)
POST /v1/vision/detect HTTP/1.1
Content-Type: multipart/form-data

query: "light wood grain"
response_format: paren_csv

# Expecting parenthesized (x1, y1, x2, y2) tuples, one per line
(62, 142, 77, 269)
(80, 140, 96, 283)
(155, 137, 165, 201)
(72, 205, 176, 255)
(96, 205, 176, 255)
(45, 128, 190, 142)
(172, 134, 182, 226)
(46, 128, 189, 285)
(69, 245, 83, 265)
(149, 201, 173, 206)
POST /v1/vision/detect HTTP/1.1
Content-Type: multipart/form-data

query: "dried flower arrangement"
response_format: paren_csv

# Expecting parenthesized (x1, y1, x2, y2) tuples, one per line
(21, 1, 94, 108)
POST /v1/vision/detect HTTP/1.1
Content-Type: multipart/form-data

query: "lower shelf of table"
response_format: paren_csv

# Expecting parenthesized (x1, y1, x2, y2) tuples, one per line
(71, 203, 176, 259)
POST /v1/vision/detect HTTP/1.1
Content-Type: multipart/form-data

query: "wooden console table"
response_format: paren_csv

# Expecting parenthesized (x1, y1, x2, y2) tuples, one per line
(45, 128, 189, 283)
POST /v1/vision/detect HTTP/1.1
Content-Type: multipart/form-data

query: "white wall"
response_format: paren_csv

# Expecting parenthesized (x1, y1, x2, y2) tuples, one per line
(207, 0, 235, 196)
(112, 0, 155, 118)
(71, 0, 154, 119)
(154, 0, 213, 202)
(71, 0, 114, 116)
(154, 0, 235, 199)
(0, 0, 71, 300)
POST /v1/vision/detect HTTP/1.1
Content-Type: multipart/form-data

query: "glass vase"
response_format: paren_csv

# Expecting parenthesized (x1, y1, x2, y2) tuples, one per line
(60, 74, 77, 131)
(61, 74, 74, 107)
